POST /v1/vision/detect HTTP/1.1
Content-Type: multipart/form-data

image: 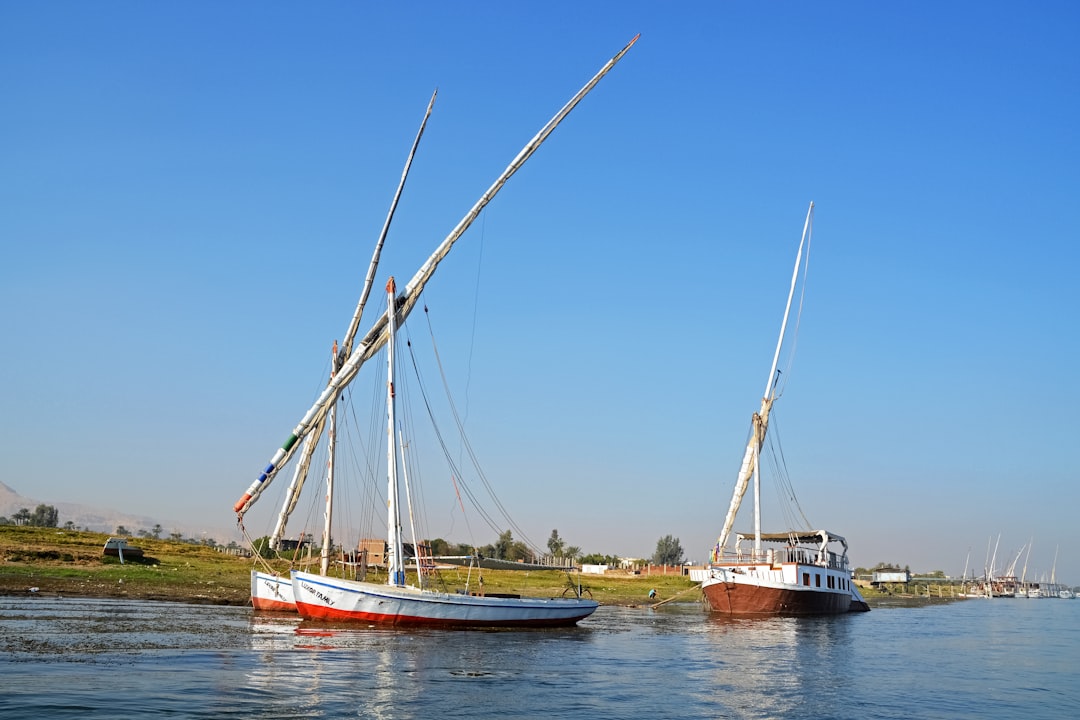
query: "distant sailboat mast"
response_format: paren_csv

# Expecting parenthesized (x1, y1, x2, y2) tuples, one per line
(233, 34, 640, 519)
(988, 534, 1001, 598)
(1021, 538, 1033, 587)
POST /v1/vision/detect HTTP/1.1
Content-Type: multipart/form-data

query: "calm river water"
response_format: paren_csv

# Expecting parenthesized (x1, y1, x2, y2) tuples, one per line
(1, 595, 1078, 718)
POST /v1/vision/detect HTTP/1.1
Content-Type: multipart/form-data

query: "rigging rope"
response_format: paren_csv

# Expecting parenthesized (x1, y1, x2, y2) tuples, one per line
(402, 327, 504, 537)
(758, 212, 815, 534)
(764, 414, 812, 532)
(403, 304, 544, 558)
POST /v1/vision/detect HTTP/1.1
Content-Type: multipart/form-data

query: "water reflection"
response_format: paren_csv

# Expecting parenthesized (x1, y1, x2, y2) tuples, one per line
(4, 596, 1078, 719)
(243, 610, 604, 718)
(649, 604, 864, 719)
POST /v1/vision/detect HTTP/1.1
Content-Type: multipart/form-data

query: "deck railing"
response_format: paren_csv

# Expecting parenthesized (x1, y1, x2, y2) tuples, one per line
(714, 546, 850, 572)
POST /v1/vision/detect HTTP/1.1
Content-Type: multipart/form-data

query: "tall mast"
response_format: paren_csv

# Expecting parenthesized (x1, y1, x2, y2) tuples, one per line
(264, 92, 437, 543)
(752, 419, 762, 555)
(233, 35, 639, 519)
(319, 342, 338, 577)
(713, 202, 814, 555)
(385, 277, 405, 586)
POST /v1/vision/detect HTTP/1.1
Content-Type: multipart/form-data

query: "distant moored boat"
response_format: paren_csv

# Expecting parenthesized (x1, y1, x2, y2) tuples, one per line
(701, 204, 870, 617)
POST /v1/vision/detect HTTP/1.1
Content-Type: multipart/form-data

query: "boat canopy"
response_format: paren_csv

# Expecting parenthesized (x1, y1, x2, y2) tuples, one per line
(735, 530, 849, 551)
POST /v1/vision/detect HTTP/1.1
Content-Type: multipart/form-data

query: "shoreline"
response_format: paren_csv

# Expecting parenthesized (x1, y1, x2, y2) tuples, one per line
(1, 569, 953, 611)
(1, 526, 954, 611)
(0, 574, 252, 606)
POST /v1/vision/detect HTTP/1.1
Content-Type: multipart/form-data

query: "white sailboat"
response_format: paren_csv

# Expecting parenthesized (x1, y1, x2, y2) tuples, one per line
(1017, 539, 1033, 598)
(701, 203, 870, 616)
(237, 35, 638, 625)
(1049, 545, 1070, 599)
(290, 278, 597, 626)
(251, 88, 437, 612)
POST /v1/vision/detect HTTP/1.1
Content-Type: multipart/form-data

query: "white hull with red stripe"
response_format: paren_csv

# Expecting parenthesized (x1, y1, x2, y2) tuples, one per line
(292, 570, 596, 628)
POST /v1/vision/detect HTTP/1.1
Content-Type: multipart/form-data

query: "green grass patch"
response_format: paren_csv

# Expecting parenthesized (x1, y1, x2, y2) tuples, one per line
(1, 526, 701, 607)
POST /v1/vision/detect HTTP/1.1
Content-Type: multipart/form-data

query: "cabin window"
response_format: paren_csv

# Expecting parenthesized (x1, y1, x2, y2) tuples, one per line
(802, 572, 810, 586)
(815, 574, 821, 587)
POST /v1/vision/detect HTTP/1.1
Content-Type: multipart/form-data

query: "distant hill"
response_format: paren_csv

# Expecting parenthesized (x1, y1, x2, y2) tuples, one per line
(0, 481, 238, 544)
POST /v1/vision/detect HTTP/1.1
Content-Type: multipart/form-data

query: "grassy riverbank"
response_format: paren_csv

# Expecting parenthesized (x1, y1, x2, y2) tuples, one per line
(1, 526, 948, 610)
(0, 526, 253, 604)
(0, 526, 699, 607)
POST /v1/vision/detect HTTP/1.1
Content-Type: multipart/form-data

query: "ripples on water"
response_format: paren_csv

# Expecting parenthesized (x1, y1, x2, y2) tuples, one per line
(1, 596, 1078, 718)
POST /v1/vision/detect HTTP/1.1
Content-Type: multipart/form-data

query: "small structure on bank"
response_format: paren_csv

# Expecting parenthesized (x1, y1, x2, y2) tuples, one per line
(102, 537, 143, 563)
(872, 568, 910, 585)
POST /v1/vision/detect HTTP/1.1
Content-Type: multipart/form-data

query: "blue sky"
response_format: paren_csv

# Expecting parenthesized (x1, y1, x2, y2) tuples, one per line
(2, 2, 1078, 583)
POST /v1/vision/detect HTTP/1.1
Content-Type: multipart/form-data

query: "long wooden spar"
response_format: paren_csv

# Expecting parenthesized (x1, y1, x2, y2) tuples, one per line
(235, 34, 639, 519)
